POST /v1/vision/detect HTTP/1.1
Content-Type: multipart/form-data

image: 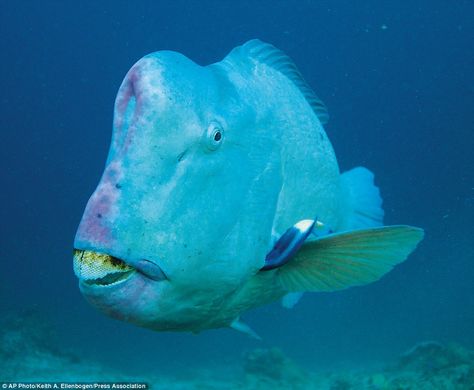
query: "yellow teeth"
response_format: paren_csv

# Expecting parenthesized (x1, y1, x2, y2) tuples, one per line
(73, 249, 133, 281)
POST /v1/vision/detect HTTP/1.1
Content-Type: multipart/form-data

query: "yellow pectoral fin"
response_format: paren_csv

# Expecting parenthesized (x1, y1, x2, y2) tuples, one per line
(277, 225, 424, 292)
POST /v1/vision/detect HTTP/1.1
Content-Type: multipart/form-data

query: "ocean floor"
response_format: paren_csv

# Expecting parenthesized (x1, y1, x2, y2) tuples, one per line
(1, 312, 474, 389)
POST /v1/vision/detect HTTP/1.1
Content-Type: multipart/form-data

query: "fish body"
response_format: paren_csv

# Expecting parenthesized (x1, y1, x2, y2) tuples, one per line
(74, 40, 423, 333)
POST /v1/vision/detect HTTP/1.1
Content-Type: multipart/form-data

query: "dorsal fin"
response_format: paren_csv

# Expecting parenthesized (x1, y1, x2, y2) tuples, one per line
(239, 39, 329, 125)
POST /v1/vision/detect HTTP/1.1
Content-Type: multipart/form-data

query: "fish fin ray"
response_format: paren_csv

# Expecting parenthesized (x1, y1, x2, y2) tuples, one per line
(240, 39, 329, 125)
(277, 225, 424, 292)
(341, 167, 384, 230)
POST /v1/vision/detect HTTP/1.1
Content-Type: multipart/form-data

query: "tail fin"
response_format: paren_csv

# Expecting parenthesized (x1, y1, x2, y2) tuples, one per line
(340, 167, 384, 230)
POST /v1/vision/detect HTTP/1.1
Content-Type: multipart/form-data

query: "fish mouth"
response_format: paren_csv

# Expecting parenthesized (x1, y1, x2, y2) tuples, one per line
(73, 249, 136, 287)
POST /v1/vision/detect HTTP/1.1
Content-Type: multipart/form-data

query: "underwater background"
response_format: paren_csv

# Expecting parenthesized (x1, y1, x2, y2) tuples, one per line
(1, 0, 473, 387)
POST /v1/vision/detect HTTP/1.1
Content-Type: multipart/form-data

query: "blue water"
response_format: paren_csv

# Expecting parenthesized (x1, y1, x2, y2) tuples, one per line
(1, 0, 473, 379)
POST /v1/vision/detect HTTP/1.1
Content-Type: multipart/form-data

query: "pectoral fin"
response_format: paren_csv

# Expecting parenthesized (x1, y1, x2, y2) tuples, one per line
(277, 225, 424, 292)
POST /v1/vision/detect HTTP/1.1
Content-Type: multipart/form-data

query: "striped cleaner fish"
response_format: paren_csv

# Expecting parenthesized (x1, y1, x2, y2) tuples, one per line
(73, 40, 423, 337)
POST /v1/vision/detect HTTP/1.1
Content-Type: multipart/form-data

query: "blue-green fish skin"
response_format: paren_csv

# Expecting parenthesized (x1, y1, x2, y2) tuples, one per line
(73, 40, 423, 333)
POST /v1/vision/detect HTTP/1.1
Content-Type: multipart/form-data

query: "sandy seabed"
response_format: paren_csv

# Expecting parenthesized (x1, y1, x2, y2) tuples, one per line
(2, 313, 474, 389)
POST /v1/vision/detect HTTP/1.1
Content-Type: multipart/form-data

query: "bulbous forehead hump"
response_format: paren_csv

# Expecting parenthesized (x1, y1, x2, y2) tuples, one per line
(126, 51, 215, 102)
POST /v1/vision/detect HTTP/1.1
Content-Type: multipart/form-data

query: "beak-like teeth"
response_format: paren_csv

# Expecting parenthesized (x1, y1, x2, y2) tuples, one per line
(73, 249, 133, 281)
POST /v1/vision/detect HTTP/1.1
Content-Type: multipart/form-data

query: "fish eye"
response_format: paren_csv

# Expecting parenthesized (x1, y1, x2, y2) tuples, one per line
(204, 122, 224, 151)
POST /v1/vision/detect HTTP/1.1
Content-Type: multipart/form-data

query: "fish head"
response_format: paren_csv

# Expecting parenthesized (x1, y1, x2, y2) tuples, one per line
(73, 49, 283, 331)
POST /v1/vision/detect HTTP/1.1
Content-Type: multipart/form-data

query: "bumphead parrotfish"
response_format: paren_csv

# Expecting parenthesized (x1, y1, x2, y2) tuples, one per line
(73, 39, 423, 336)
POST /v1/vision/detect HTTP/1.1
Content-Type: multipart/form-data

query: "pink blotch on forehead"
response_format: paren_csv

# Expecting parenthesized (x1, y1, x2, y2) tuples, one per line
(75, 161, 123, 247)
(112, 63, 152, 155)
(76, 201, 113, 245)
(113, 78, 133, 133)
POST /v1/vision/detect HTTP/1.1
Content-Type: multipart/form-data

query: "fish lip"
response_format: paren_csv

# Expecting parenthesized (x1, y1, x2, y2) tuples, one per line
(82, 269, 135, 288)
(78, 272, 136, 292)
(73, 248, 168, 287)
